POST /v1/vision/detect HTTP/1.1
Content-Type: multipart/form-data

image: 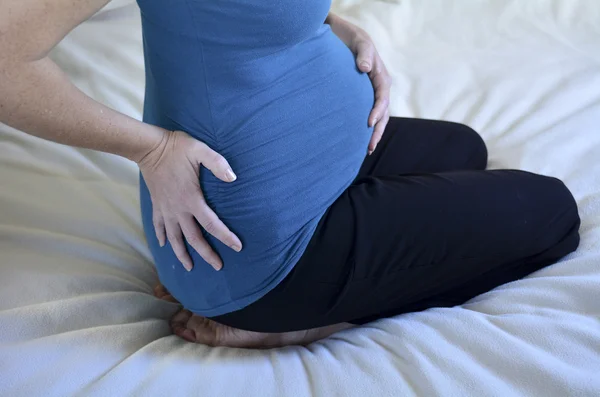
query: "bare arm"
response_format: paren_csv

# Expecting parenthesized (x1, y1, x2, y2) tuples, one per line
(0, 0, 242, 271)
(0, 0, 162, 162)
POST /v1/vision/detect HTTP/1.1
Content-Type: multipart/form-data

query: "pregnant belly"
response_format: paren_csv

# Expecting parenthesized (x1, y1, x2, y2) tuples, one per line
(142, 26, 373, 271)
(198, 31, 374, 263)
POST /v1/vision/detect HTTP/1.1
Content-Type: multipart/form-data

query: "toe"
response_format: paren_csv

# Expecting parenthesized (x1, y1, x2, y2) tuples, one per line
(170, 309, 198, 343)
(154, 284, 168, 298)
(186, 315, 220, 347)
(174, 327, 197, 343)
(162, 294, 180, 304)
(155, 284, 181, 304)
(170, 309, 193, 329)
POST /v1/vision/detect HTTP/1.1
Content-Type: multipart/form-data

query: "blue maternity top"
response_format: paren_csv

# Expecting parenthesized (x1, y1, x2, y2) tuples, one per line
(138, 0, 374, 316)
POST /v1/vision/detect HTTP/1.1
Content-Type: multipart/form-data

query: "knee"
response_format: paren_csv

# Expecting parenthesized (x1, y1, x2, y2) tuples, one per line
(533, 175, 581, 254)
(546, 176, 580, 228)
(450, 123, 488, 170)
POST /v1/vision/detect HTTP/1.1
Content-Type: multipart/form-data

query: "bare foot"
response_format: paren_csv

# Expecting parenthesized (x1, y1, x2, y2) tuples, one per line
(154, 283, 353, 348)
(170, 308, 354, 349)
(153, 283, 179, 303)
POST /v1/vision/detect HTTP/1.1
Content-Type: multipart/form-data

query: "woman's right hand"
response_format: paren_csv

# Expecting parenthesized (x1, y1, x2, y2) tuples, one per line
(138, 130, 242, 272)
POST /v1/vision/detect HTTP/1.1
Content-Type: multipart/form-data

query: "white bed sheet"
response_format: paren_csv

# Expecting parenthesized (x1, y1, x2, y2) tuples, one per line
(1, 1, 599, 395)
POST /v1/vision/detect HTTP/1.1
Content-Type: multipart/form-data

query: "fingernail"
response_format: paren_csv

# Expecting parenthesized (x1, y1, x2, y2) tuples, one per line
(360, 61, 370, 70)
(230, 244, 242, 252)
(371, 118, 378, 127)
(368, 150, 373, 156)
(184, 263, 193, 272)
(214, 263, 223, 271)
(226, 169, 237, 182)
(159, 240, 165, 247)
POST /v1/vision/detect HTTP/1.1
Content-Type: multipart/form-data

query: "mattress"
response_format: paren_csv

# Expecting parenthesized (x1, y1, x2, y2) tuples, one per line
(1, 0, 599, 395)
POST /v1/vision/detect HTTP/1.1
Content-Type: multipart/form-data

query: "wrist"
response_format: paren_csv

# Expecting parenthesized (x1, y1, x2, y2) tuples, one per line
(126, 124, 168, 165)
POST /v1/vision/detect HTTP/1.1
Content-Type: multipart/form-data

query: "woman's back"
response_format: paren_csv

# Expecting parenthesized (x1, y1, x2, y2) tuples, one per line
(138, 0, 374, 316)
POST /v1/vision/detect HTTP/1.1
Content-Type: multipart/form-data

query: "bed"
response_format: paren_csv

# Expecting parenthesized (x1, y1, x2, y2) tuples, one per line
(1, 0, 599, 395)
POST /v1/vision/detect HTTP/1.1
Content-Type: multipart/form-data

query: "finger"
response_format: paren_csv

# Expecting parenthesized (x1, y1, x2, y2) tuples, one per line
(368, 74, 391, 127)
(153, 211, 166, 247)
(179, 215, 223, 271)
(354, 40, 375, 73)
(165, 220, 194, 271)
(193, 201, 242, 253)
(369, 111, 390, 154)
(368, 54, 391, 80)
(380, 111, 391, 133)
(369, 94, 390, 128)
(199, 145, 237, 183)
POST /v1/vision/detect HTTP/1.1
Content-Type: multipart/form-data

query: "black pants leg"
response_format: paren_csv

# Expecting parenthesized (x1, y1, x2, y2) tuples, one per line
(211, 118, 580, 332)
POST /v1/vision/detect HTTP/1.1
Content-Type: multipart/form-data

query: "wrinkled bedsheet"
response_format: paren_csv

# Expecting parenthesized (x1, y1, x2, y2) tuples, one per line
(1, 1, 599, 395)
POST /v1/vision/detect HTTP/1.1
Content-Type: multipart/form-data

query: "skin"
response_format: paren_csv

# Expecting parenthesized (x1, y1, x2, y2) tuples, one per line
(326, 13, 392, 154)
(156, 284, 354, 348)
(0, 1, 392, 347)
(0, 0, 242, 272)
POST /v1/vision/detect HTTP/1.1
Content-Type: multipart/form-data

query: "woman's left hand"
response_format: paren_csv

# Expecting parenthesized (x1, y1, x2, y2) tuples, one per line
(327, 13, 392, 155)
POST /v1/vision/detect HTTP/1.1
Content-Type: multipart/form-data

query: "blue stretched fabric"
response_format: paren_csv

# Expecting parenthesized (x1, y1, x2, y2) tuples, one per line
(138, 0, 374, 316)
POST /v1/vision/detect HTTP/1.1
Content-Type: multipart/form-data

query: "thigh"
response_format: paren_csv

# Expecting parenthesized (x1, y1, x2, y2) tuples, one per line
(333, 169, 579, 322)
(356, 117, 488, 179)
(213, 169, 579, 332)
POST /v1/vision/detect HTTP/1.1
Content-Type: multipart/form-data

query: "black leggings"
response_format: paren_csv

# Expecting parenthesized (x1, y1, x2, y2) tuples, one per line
(211, 117, 580, 333)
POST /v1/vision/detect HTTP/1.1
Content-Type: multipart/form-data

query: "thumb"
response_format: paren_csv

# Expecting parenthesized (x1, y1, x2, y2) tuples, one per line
(199, 145, 237, 183)
(355, 40, 374, 73)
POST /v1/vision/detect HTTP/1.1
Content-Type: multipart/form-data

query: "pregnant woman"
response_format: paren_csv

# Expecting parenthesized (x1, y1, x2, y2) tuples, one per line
(1, 1, 580, 348)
